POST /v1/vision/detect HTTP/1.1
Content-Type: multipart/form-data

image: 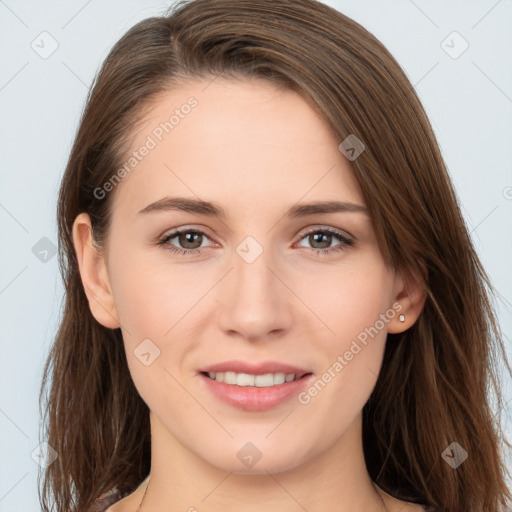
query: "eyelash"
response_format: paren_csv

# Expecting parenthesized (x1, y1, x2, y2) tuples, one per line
(156, 226, 354, 257)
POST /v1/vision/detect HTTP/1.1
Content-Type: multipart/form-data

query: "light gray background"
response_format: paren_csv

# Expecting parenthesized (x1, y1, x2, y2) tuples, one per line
(1, 1, 511, 510)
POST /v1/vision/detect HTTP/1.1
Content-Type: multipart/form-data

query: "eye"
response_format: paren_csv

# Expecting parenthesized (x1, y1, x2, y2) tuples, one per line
(156, 226, 354, 257)
(295, 227, 354, 255)
(156, 228, 215, 256)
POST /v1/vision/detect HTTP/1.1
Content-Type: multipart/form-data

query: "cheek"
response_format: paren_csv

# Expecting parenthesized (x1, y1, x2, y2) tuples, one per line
(299, 258, 394, 403)
(108, 248, 196, 337)
(294, 263, 394, 429)
(108, 250, 208, 401)
(110, 257, 193, 412)
(305, 258, 395, 342)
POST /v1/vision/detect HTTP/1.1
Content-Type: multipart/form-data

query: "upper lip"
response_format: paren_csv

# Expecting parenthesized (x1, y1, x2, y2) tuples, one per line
(200, 360, 311, 378)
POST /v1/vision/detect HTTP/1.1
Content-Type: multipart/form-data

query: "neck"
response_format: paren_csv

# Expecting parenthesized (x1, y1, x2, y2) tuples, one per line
(139, 411, 387, 512)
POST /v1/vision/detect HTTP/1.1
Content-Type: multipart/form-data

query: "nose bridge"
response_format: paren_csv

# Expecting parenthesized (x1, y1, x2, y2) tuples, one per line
(217, 233, 292, 340)
(233, 234, 280, 301)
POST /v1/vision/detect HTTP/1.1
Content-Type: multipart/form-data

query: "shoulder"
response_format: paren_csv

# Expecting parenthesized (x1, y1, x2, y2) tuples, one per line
(383, 496, 437, 512)
(378, 489, 435, 512)
(403, 503, 437, 512)
(86, 488, 127, 512)
(403, 504, 437, 512)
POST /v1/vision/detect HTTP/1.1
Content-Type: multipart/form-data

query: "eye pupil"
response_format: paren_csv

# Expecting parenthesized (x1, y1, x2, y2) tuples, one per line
(311, 232, 331, 249)
(179, 232, 202, 249)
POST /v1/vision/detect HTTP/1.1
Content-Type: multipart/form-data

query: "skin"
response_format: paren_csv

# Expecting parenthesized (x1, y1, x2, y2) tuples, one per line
(73, 77, 426, 512)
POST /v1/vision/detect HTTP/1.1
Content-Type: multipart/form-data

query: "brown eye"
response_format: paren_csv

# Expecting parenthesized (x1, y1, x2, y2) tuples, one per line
(176, 231, 203, 249)
(296, 227, 354, 255)
(308, 232, 333, 249)
(157, 228, 214, 256)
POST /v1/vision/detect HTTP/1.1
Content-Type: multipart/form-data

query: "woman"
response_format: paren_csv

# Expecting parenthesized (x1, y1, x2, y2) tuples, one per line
(39, 0, 511, 511)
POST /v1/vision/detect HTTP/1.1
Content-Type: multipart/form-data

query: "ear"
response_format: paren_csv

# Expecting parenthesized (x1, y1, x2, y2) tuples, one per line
(387, 267, 427, 334)
(72, 212, 120, 329)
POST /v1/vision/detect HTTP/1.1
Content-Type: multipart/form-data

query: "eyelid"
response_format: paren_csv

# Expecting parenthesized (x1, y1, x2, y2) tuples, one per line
(295, 224, 354, 241)
(158, 224, 353, 243)
(158, 225, 219, 244)
(156, 223, 355, 255)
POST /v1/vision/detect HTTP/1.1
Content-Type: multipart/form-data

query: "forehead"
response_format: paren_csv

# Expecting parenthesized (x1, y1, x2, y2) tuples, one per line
(109, 77, 364, 219)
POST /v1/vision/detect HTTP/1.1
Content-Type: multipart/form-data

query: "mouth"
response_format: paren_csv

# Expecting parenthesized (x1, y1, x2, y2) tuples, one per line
(198, 361, 313, 411)
(201, 371, 308, 387)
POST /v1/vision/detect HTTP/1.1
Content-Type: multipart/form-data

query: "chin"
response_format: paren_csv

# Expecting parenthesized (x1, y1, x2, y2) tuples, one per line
(198, 438, 312, 475)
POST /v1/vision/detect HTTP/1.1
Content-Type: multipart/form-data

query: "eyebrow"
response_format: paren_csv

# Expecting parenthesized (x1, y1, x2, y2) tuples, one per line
(137, 197, 368, 218)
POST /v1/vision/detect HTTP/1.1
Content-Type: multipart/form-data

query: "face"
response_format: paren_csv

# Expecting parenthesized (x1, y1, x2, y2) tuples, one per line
(78, 77, 411, 475)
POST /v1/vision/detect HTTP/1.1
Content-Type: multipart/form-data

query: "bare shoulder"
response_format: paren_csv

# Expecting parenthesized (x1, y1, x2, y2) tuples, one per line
(377, 488, 431, 512)
(389, 501, 431, 512)
(401, 503, 430, 512)
(105, 488, 143, 512)
(386, 501, 424, 512)
(105, 479, 148, 512)
(88, 486, 137, 512)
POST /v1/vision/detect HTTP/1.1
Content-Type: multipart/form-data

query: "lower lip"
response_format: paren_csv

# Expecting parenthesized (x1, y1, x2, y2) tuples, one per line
(199, 373, 313, 411)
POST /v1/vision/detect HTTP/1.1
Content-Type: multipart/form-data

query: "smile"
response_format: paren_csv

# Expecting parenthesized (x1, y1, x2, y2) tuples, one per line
(199, 371, 314, 412)
(205, 371, 301, 387)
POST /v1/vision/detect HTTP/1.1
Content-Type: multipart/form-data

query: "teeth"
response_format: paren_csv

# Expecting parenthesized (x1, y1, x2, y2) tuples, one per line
(206, 371, 298, 387)
(224, 371, 237, 385)
(254, 373, 273, 387)
(236, 373, 255, 386)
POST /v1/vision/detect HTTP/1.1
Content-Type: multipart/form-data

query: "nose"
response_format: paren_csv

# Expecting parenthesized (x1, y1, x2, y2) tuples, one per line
(217, 238, 294, 343)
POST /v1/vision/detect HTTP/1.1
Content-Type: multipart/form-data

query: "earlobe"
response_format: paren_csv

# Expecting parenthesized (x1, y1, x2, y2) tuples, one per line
(388, 269, 427, 334)
(72, 213, 120, 329)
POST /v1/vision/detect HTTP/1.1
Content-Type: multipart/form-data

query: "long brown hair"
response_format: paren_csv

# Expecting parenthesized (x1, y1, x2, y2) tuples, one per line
(39, 1, 512, 510)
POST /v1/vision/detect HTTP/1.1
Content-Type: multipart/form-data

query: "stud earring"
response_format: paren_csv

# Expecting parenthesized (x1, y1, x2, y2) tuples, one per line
(399, 314, 405, 323)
